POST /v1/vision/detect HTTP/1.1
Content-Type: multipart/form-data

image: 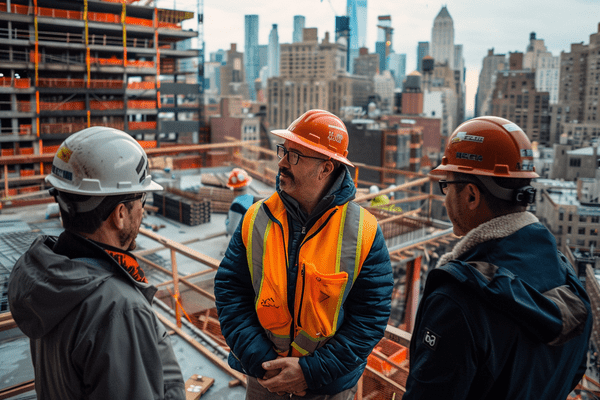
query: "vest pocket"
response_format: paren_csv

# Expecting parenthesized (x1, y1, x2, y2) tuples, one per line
(298, 261, 348, 339)
(256, 274, 292, 334)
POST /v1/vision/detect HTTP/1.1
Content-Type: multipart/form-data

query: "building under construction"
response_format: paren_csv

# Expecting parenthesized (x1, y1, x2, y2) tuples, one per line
(0, 0, 203, 198)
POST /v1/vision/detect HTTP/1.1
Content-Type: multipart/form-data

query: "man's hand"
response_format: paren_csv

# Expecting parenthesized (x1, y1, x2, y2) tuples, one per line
(258, 357, 308, 396)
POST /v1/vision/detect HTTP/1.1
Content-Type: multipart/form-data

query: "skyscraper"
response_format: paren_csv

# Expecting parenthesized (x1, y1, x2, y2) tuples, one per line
(417, 41, 429, 72)
(347, 0, 368, 74)
(268, 24, 280, 78)
(431, 6, 454, 68)
(293, 15, 306, 43)
(244, 15, 259, 100)
(388, 53, 406, 88)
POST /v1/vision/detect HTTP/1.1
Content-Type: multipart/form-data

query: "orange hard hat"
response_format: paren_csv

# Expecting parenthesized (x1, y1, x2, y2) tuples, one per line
(270, 109, 353, 167)
(227, 168, 252, 189)
(430, 116, 539, 179)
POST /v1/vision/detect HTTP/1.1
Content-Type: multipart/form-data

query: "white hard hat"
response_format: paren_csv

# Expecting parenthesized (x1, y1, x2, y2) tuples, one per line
(46, 126, 163, 196)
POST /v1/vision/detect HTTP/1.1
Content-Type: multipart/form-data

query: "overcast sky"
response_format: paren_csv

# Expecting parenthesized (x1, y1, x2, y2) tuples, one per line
(160, 0, 599, 114)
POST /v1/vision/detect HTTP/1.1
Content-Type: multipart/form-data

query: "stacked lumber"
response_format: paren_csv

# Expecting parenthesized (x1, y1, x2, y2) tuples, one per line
(153, 192, 211, 226)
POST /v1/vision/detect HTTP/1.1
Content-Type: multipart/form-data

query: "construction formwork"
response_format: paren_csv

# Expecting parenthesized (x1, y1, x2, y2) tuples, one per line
(0, 0, 201, 192)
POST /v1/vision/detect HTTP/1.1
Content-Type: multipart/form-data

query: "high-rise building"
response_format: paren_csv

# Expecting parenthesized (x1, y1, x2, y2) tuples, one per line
(268, 24, 280, 78)
(536, 55, 560, 105)
(431, 6, 454, 68)
(552, 24, 600, 146)
(335, 16, 351, 71)
(0, 1, 202, 186)
(347, 0, 368, 74)
(417, 41, 429, 72)
(374, 71, 395, 114)
(244, 15, 259, 100)
(491, 52, 551, 144)
(354, 47, 379, 78)
(268, 29, 373, 129)
(221, 44, 249, 99)
(475, 49, 506, 117)
(523, 32, 551, 70)
(293, 15, 306, 43)
(388, 53, 407, 89)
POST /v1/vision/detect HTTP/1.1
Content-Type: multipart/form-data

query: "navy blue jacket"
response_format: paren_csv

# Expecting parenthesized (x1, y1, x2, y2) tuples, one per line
(214, 167, 393, 395)
(404, 213, 592, 399)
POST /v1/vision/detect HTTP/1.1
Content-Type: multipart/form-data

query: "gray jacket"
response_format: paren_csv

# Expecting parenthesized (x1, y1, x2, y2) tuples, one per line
(8, 232, 185, 400)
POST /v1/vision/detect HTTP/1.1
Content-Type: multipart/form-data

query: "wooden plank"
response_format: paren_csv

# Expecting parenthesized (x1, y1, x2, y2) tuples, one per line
(184, 374, 214, 399)
(156, 313, 247, 387)
(138, 228, 220, 270)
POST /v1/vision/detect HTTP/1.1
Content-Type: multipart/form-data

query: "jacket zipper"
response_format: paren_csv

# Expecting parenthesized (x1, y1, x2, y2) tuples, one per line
(294, 209, 339, 331)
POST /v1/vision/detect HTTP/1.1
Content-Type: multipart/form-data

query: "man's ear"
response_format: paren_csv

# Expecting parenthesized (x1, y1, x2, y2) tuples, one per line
(108, 203, 127, 230)
(319, 160, 335, 180)
(465, 183, 481, 210)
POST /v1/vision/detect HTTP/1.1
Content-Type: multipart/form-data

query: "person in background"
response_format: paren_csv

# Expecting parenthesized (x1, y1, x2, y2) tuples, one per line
(214, 109, 393, 399)
(404, 116, 592, 399)
(225, 167, 255, 237)
(8, 127, 185, 400)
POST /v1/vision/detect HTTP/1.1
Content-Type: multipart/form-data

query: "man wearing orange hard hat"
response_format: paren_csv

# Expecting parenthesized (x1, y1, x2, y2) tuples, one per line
(215, 109, 393, 399)
(404, 116, 592, 399)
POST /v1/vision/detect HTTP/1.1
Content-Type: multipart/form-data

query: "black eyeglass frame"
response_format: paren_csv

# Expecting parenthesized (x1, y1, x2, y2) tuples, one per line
(276, 144, 329, 165)
(438, 180, 478, 195)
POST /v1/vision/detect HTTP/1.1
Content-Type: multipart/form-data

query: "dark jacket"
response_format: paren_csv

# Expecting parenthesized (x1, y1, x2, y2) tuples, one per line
(214, 167, 393, 395)
(8, 231, 185, 400)
(404, 212, 592, 399)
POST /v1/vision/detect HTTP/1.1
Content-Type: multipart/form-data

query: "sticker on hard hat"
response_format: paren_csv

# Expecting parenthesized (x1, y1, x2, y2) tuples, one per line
(328, 131, 344, 144)
(520, 149, 533, 157)
(456, 152, 483, 162)
(57, 146, 73, 163)
(52, 165, 73, 181)
(451, 132, 484, 144)
(517, 160, 535, 171)
(502, 123, 522, 132)
(328, 124, 347, 133)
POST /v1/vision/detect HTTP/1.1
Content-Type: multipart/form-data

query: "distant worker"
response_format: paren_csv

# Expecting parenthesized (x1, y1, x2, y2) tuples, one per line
(8, 127, 185, 400)
(214, 109, 393, 399)
(368, 185, 391, 208)
(404, 117, 592, 399)
(225, 168, 254, 237)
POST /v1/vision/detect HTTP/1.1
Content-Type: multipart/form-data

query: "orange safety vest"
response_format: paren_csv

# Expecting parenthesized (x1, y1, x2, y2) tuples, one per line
(241, 193, 378, 357)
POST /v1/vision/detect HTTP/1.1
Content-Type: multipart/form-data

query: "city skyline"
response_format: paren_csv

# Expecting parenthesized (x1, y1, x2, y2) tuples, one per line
(159, 0, 599, 114)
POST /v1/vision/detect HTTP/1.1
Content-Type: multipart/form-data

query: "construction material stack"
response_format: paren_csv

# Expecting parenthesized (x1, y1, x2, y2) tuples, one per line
(153, 192, 211, 226)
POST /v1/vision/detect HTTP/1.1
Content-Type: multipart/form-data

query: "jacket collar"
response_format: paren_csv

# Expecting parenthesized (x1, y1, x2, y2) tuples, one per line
(278, 166, 355, 225)
(438, 211, 539, 268)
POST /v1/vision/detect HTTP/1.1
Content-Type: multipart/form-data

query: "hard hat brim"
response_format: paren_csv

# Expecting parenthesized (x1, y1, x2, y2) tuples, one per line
(271, 129, 354, 167)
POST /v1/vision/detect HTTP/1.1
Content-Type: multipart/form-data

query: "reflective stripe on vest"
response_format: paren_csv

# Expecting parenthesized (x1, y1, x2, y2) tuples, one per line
(242, 194, 377, 357)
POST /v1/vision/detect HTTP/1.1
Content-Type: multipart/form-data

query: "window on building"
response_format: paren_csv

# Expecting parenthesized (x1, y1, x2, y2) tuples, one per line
(569, 158, 581, 167)
(577, 239, 585, 246)
(579, 215, 588, 223)
(568, 214, 573, 222)
(591, 228, 598, 236)
(592, 216, 600, 223)
(559, 212, 564, 221)
(558, 226, 563, 234)
(578, 227, 586, 235)
(590, 240, 597, 247)
(568, 226, 572, 234)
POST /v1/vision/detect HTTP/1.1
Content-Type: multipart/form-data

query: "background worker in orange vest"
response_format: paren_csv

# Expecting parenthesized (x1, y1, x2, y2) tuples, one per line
(214, 109, 393, 399)
(404, 117, 592, 399)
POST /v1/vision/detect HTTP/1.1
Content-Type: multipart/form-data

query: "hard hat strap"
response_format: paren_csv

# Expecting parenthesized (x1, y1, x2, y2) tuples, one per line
(50, 188, 106, 215)
(476, 176, 536, 205)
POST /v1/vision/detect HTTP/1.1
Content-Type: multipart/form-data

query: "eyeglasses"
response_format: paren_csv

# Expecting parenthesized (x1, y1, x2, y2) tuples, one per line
(276, 144, 328, 165)
(438, 180, 475, 195)
(118, 192, 146, 208)
(101, 192, 147, 221)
